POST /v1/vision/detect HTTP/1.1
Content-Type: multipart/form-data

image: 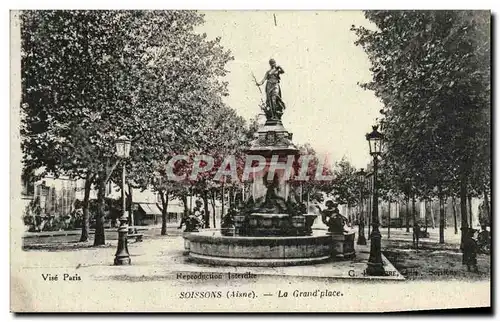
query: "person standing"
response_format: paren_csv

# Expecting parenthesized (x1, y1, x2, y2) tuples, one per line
(413, 221, 420, 251)
(463, 228, 479, 273)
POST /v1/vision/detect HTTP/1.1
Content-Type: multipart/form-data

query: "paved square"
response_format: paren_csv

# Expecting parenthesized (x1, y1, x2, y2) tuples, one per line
(58, 236, 405, 281)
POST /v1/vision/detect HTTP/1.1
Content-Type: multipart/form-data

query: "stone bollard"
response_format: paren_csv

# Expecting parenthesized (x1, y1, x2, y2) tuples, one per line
(329, 232, 356, 260)
(329, 232, 346, 259)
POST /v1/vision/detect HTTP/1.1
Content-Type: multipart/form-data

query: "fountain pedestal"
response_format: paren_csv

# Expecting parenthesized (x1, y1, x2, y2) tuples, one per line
(186, 230, 331, 266)
(330, 232, 356, 259)
(241, 119, 303, 236)
(185, 229, 356, 266)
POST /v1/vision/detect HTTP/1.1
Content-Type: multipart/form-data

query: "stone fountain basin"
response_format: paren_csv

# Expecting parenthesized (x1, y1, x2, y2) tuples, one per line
(184, 229, 355, 267)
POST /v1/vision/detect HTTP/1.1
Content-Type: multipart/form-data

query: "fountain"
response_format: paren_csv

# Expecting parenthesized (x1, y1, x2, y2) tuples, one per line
(184, 59, 355, 266)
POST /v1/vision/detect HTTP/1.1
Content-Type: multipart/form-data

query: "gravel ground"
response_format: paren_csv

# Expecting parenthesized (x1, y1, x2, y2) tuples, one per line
(380, 228, 490, 281)
(22, 226, 491, 282)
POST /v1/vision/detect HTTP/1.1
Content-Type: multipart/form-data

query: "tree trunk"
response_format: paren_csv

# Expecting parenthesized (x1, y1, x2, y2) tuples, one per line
(367, 191, 371, 236)
(468, 194, 473, 227)
(160, 189, 169, 235)
(443, 198, 447, 229)
(210, 190, 216, 228)
(202, 191, 210, 228)
(406, 196, 410, 232)
(412, 195, 417, 249)
(483, 188, 490, 226)
(387, 201, 391, 239)
(396, 201, 400, 230)
(181, 194, 188, 216)
(460, 176, 468, 249)
(93, 176, 106, 246)
(430, 199, 436, 229)
(452, 196, 458, 234)
(357, 195, 361, 224)
(439, 195, 445, 244)
(483, 188, 490, 224)
(79, 174, 93, 242)
(221, 182, 225, 221)
(128, 184, 133, 225)
(189, 187, 193, 214)
(424, 200, 428, 231)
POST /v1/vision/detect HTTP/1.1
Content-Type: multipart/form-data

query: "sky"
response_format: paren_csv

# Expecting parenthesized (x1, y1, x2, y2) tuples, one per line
(198, 11, 383, 169)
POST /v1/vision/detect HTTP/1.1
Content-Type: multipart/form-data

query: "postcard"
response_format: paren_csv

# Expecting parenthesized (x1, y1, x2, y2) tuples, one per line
(10, 9, 491, 312)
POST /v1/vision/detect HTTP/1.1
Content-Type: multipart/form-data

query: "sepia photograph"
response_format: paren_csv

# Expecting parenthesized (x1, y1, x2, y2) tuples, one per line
(10, 9, 491, 312)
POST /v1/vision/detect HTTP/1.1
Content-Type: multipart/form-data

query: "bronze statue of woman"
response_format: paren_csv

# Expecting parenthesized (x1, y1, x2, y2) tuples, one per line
(255, 58, 286, 119)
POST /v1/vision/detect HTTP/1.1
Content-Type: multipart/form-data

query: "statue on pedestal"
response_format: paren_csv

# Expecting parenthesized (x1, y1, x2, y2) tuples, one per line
(255, 58, 286, 121)
(316, 200, 349, 234)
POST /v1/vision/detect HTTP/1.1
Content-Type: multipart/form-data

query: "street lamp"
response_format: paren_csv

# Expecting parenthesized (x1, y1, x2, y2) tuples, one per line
(114, 135, 131, 265)
(365, 125, 385, 276)
(356, 168, 367, 245)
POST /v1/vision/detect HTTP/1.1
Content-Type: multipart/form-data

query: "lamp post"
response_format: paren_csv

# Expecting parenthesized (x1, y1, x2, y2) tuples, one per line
(365, 125, 385, 276)
(114, 135, 131, 265)
(356, 168, 367, 245)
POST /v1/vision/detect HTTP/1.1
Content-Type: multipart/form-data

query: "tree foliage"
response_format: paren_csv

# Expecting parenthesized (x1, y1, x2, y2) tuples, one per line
(329, 157, 360, 206)
(353, 10, 489, 196)
(21, 10, 234, 243)
(352, 11, 490, 242)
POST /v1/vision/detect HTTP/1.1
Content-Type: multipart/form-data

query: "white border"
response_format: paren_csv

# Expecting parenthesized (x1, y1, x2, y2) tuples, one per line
(5, 0, 499, 10)
(2, 1, 497, 320)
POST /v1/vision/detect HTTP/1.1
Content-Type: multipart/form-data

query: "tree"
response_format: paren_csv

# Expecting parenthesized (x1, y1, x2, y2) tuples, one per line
(327, 157, 359, 220)
(190, 102, 248, 228)
(123, 11, 235, 233)
(21, 10, 234, 243)
(21, 11, 136, 243)
(377, 163, 402, 239)
(352, 10, 490, 247)
(291, 144, 330, 206)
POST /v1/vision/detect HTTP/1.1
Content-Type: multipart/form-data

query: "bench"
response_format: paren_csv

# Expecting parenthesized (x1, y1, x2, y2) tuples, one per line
(127, 233, 143, 242)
